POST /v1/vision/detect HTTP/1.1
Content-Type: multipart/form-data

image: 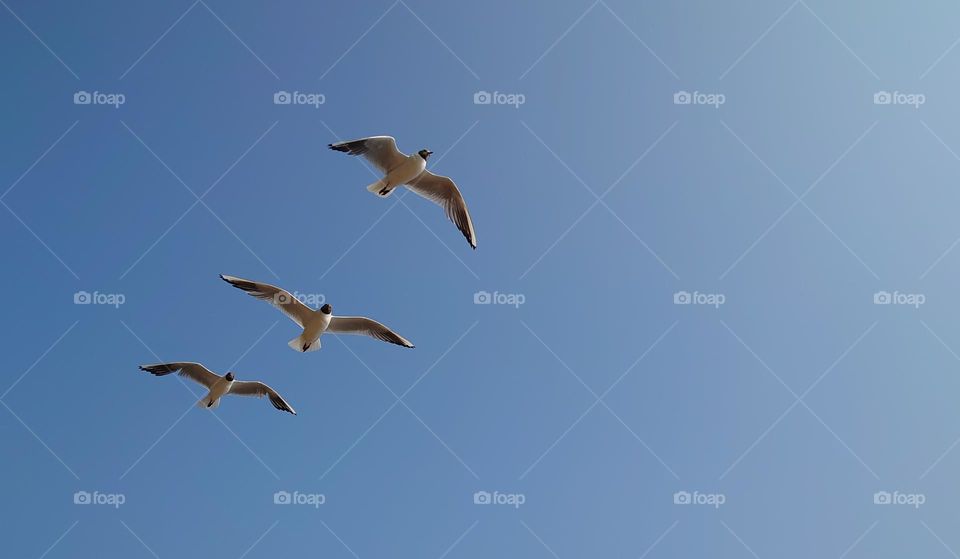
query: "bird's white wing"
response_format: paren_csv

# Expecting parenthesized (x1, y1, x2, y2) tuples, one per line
(220, 274, 314, 327)
(228, 381, 297, 415)
(328, 316, 415, 348)
(139, 362, 221, 388)
(328, 136, 408, 174)
(406, 171, 477, 249)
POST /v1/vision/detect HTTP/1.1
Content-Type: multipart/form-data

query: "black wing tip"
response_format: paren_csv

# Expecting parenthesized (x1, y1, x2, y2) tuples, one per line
(455, 226, 476, 249)
(270, 396, 297, 415)
(385, 334, 415, 348)
(139, 364, 168, 376)
(329, 140, 367, 155)
(221, 275, 256, 293)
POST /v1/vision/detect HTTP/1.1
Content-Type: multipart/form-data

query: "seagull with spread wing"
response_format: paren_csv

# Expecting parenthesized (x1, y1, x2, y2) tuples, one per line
(138, 362, 296, 414)
(220, 274, 415, 353)
(328, 135, 477, 249)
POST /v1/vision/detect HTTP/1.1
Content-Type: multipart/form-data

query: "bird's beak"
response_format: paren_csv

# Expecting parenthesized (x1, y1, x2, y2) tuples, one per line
(426, 150, 434, 156)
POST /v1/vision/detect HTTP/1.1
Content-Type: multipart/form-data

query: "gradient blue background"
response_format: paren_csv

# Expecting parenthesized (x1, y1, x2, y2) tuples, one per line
(3, 1, 960, 556)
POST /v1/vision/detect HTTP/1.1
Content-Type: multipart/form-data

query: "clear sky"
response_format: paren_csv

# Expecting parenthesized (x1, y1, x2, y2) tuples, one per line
(3, 1, 960, 557)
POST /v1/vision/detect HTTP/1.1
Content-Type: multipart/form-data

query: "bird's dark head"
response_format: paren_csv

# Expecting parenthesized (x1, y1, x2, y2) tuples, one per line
(320, 303, 333, 315)
(225, 372, 235, 381)
(418, 149, 433, 160)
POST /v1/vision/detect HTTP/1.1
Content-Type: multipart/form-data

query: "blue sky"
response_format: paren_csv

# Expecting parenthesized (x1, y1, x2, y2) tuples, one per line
(5, 0, 960, 557)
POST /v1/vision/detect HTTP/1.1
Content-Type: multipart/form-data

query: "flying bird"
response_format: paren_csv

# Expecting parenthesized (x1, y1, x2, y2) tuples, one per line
(138, 362, 296, 414)
(220, 274, 415, 352)
(328, 135, 477, 249)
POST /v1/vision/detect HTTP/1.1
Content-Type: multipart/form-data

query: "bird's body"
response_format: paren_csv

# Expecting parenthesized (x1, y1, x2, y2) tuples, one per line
(138, 362, 296, 414)
(329, 135, 477, 249)
(220, 274, 415, 353)
(295, 309, 333, 352)
(202, 375, 234, 408)
(376, 152, 428, 196)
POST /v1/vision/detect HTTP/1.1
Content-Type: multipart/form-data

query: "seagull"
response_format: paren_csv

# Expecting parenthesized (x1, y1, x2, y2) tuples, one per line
(328, 136, 477, 249)
(138, 362, 296, 414)
(220, 274, 415, 352)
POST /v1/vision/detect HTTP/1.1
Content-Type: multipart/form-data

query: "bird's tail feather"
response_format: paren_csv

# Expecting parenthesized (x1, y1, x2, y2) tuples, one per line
(366, 179, 393, 197)
(288, 335, 321, 353)
(197, 396, 220, 409)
